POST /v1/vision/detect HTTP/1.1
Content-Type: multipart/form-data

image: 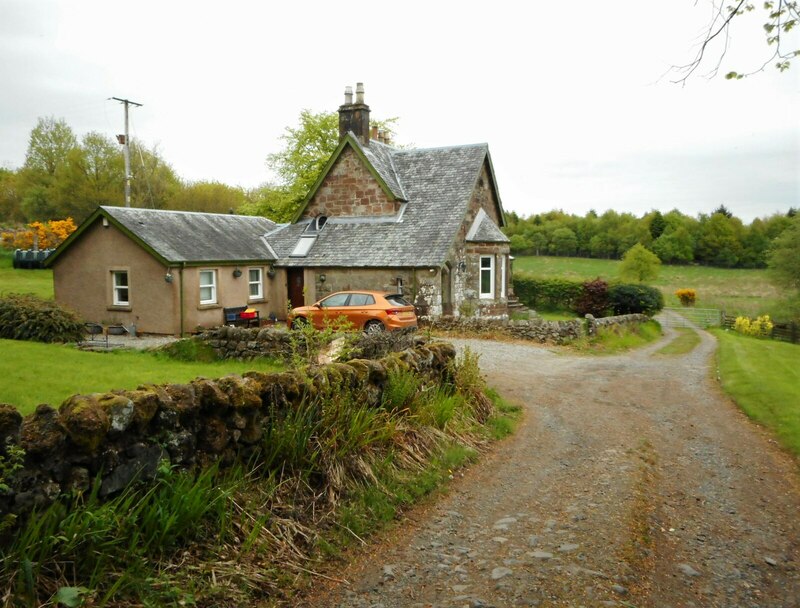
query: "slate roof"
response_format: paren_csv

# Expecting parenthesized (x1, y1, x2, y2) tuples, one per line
(466, 208, 510, 243)
(101, 206, 277, 263)
(269, 138, 505, 268)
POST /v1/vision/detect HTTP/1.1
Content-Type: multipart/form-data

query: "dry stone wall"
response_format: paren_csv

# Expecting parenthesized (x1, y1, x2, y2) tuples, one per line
(431, 313, 650, 344)
(0, 342, 455, 520)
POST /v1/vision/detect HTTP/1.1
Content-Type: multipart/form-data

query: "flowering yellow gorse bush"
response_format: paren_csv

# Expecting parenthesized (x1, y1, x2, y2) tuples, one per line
(734, 315, 774, 338)
(0, 218, 77, 250)
(674, 288, 697, 307)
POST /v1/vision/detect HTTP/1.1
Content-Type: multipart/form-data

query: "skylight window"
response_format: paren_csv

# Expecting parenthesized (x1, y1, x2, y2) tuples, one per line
(290, 235, 317, 257)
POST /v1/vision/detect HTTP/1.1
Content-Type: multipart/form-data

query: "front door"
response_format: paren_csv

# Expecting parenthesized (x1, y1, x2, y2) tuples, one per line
(441, 265, 453, 316)
(287, 268, 304, 309)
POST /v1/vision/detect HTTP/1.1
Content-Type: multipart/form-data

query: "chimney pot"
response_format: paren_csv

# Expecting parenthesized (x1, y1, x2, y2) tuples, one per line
(371, 125, 379, 140)
(338, 83, 371, 145)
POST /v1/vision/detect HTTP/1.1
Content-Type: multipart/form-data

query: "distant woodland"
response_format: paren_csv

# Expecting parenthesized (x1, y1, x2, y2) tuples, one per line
(503, 207, 797, 269)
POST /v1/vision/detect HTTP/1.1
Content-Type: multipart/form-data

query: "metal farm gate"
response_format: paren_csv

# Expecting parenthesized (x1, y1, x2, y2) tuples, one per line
(660, 307, 723, 329)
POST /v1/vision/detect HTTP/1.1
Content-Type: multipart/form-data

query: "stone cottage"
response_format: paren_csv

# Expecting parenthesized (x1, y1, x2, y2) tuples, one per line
(266, 83, 511, 319)
(46, 84, 512, 334)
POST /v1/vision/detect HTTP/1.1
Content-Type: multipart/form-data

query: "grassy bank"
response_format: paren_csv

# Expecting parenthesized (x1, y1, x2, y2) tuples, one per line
(0, 348, 520, 606)
(568, 320, 662, 355)
(712, 329, 800, 457)
(514, 255, 783, 319)
(0, 339, 284, 414)
(0, 251, 54, 300)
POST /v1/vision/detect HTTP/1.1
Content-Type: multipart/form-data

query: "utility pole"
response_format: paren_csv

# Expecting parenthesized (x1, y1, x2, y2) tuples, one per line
(111, 97, 142, 207)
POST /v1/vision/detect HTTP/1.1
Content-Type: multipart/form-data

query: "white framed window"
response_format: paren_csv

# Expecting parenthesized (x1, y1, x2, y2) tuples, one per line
(112, 270, 129, 306)
(248, 268, 263, 300)
(500, 255, 506, 299)
(199, 270, 217, 305)
(479, 255, 494, 299)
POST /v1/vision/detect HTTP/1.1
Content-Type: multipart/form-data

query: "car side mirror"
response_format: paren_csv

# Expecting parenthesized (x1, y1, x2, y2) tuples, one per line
(314, 303, 322, 309)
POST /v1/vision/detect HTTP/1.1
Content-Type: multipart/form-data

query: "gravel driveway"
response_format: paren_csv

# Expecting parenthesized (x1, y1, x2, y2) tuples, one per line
(304, 326, 800, 607)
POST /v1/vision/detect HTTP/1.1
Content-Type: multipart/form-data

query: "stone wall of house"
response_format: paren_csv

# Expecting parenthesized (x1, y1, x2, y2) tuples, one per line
(0, 342, 456, 520)
(431, 313, 650, 344)
(301, 147, 398, 219)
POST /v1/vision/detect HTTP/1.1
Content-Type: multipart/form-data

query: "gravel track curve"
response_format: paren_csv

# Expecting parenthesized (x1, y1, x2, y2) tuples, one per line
(303, 326, 800, 608)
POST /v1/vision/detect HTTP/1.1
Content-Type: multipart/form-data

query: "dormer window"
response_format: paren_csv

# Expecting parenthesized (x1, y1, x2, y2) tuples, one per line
(291, 216, 328, 257)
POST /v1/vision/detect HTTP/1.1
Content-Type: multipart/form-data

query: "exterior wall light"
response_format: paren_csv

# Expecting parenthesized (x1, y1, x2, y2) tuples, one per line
(267, 264, 276, 278)
(319, 273, 326, 283)
(457, 260, 467, 273)
(233, 268, 243, 278)
(164, 272, 174, 283)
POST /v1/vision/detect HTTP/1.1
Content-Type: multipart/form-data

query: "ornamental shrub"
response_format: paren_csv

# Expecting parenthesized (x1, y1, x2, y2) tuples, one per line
(608, 283, 664, 316)
(575, 278, 610, 317)
(675, 288, 697, 307)
(733, 315, 774, 338)
(0, 294, 84, 343)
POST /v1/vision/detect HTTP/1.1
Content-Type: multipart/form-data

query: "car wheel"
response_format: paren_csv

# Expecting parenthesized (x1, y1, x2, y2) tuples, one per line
(364, 320, 385, 334)
(291, 317, 308, 329)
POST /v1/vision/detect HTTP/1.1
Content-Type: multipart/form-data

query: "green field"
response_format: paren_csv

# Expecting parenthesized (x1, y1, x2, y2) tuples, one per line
(0, 339, 283, 415)
(514, 255, 785, 319)
(0, 250, 54, 299)
(712, 329, 800, 458)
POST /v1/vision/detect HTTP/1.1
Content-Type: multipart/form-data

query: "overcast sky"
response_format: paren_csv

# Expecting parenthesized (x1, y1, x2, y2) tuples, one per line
(1, 0, 798, 223)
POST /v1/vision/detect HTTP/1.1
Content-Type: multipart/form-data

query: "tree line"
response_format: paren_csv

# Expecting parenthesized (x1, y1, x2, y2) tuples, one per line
(0, 116, 295, 227)
(503, 206, 797, 269)
(0, 111, 398, 228)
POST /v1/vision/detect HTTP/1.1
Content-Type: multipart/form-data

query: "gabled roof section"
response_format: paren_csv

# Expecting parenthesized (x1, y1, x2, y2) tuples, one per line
(268, 142, 498, 268)
(466, 208, 510, 243)
(46, 206, 278, 267)
(291, 132, 406, 222)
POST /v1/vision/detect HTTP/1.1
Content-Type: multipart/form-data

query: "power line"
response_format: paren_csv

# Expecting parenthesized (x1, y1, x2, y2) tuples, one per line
(110, 97, 142, 207)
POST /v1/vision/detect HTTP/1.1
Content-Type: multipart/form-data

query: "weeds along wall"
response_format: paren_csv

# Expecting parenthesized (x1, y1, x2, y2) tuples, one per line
(0, 342, 456, 520)
(431, 314, 650, 344)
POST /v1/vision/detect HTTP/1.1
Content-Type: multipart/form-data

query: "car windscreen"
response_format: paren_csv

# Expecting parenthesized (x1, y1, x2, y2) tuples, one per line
(385, 294, 411, 307)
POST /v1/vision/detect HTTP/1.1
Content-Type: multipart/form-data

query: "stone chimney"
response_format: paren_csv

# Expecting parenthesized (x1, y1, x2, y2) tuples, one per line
(338, 82, 370, 145)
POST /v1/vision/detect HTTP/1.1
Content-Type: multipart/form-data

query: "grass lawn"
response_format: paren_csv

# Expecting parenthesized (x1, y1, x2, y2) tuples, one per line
(0, 250, 54, 300)
(712, 329, 800, 458)
(656, 328, 701, 355)
(514, 255, 785, 319)
(0, 339, 283, 415)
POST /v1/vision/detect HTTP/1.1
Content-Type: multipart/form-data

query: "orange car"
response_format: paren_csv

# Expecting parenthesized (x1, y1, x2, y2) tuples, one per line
(288, 290, 417, 333)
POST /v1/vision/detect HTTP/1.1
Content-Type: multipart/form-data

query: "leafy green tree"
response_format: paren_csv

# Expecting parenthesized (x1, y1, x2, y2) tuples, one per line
(53, 132, 124, 220)
(129, 141, 182, 210)
(550, 227, 578, 256)
(696, 213, 744, 267)
(652, 227, 695, 264)
(648, 210, 667, 239)
(509, 233, 533, 254)
(589, 233, 616, 259)
(768, 215, 800, 312)
(166, 181, 248, 213)
(529, 231, 549, 256)
(619, 243, 661, 283)
(24, 117, 77, 176)
(0, 169, 24, 224)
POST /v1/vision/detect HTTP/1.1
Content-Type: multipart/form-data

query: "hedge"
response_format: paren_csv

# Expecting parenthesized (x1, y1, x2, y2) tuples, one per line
(513, 273, 663, 317)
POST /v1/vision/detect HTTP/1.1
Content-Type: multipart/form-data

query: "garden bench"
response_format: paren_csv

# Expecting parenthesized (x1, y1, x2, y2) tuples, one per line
(223, 306, 260, 328)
